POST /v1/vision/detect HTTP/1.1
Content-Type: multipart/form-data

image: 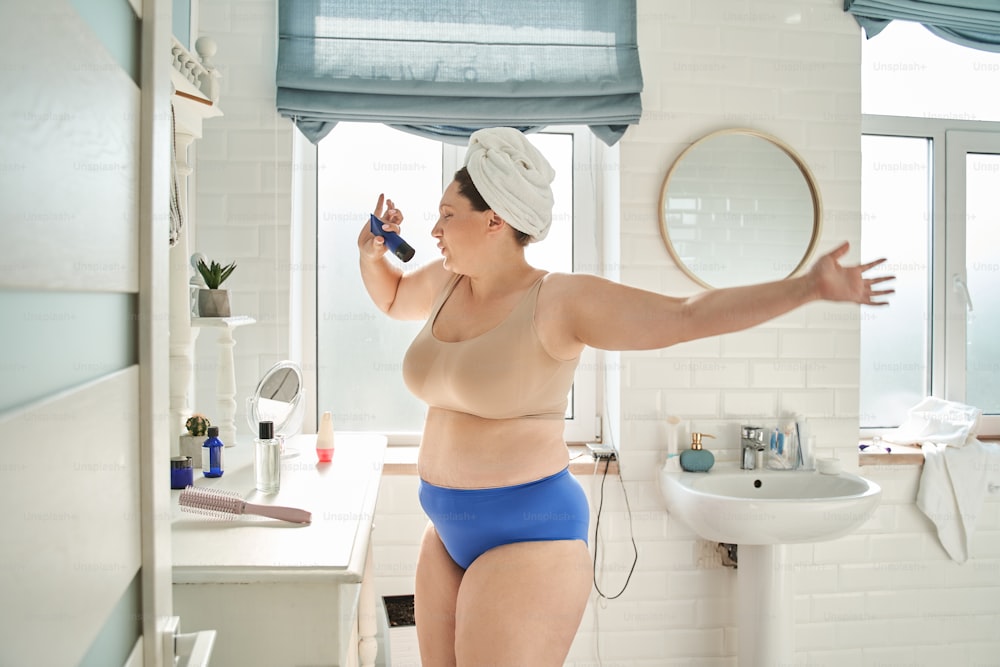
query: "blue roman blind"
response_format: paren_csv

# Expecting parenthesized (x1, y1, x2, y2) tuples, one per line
(276, 0, 643, 145)
(845, 0, 1000, 52)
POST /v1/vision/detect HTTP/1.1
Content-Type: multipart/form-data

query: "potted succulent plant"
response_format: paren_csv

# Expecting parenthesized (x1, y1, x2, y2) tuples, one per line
(196, 258, 237, 317)
(179, 413, 212, 467)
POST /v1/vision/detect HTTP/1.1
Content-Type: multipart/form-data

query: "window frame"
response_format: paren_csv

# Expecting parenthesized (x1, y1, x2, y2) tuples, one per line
(295, 124, 606, 444)
(861, 114, 1000, 438)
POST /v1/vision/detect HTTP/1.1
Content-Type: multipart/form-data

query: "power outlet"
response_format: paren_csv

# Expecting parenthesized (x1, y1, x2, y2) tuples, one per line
(586, 443, 617, 460)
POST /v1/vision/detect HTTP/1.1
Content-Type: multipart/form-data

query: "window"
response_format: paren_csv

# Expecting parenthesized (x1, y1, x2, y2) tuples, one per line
(314, 123, 602, 443)
(860, 21, 1000, 435)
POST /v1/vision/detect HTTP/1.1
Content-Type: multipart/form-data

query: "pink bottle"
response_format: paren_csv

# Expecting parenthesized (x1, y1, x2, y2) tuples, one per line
(316, 411, 335, 463)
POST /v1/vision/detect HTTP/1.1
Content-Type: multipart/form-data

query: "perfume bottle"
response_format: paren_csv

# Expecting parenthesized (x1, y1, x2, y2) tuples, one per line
(202, 427, 224, 478)
(254, 420, 281, 493)
(316, 410, 335, 463)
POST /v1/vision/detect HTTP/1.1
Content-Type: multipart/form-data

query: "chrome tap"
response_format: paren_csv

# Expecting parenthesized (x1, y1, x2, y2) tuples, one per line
(741, 426, 766, 470)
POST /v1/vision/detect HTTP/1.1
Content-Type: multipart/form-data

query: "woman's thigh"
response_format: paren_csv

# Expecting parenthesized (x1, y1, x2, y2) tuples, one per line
(415, 522, 465, 667)
(454, 539, 591, 667)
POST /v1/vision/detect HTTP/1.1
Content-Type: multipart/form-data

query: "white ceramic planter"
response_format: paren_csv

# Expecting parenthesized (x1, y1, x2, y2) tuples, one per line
(179, 434, 205, 467)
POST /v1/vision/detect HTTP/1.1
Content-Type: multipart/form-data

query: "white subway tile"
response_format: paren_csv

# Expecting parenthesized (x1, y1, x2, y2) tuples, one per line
(720, 328, 778, 357)
(811, 592, 868, 625)
(694, 596, 735, 628)
(833, 618, 894, 647)
(805, 648, 865, 667)
(814, 534, 870, 564)
(869, 532, 925, 564)
(796, 621, 838, 651)
(864, 588, 924, 619)
(691, 360, 749, 389)
(861, 646, 916, 666)
(662, 389, 721, 417)
(721, 390, 777, 419)
(776, 389, 836, 418)
(750, 359, 806, 388)
(794, 563, 840, 594)
(600, 599, 698, 631)
(780, 333, 836, 362)
(371, 544, 418, 581)
(667, 569, 735, 599)
(807, 358, 859, 388)
(195, 226, 259, 258)
(944, 558, 1000, 586)
(629, 357, 692, 389)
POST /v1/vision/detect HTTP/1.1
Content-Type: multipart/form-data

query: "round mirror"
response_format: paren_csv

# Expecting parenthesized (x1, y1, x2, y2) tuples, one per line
(658, 128, 822, 289)
(246, 360, 304, 439)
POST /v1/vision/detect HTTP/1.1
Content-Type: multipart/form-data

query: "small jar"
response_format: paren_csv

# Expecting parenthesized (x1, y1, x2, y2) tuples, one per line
(170, 456, 194, 489)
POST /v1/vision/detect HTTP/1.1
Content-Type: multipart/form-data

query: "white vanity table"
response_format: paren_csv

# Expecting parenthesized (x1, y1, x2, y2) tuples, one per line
(171, 432, 387, 667)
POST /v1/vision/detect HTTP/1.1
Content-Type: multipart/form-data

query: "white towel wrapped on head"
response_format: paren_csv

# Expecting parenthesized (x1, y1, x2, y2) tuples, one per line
(464, 127, 555, 243)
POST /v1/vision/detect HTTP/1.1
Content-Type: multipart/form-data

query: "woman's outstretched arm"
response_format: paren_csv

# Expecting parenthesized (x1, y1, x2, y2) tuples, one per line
(543, 242, 894, 354)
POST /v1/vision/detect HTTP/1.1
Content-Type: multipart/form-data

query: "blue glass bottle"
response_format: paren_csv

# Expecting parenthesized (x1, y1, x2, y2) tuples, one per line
(202, 426, 224, 478)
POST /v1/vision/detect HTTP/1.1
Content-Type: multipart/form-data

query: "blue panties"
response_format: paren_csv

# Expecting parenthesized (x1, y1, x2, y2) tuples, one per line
(418, 467, 590, 569)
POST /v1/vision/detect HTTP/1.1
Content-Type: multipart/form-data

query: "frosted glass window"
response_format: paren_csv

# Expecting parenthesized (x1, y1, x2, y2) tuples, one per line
(317, 124, 444, 433)
(0, 291, 137, 413)
(859, 136, 931, 427)
(862, 21, 1000, 122)
(965, 153, 1000, 414)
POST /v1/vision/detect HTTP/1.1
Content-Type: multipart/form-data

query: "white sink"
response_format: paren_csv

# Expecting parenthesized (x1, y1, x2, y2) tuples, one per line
(659, 462, 882, 545)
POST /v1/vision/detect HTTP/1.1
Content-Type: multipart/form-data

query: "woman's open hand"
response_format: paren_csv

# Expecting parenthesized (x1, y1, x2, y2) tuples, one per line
(808, 241, 895, 305)
(358, 193, 405, 261)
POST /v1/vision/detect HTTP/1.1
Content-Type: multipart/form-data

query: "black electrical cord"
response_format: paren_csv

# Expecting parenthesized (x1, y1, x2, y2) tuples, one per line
(592, 457, 638, 599)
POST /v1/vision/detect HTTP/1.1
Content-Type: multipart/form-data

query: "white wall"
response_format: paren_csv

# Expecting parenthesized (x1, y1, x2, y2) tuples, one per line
(193, 0, 294, 439)
(192, 0, 1000, 664)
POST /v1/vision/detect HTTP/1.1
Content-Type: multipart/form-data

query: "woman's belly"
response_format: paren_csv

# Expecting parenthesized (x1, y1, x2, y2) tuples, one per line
(417, 407, 571, 488)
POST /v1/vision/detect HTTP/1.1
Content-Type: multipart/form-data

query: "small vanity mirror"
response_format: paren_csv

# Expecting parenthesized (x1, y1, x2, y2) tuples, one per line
(246, 360, 304, 438)
(658, 128, 822, 289)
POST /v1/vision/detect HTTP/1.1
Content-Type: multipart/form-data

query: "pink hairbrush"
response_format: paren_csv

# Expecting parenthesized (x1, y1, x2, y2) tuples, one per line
(179, 486, 311, 524)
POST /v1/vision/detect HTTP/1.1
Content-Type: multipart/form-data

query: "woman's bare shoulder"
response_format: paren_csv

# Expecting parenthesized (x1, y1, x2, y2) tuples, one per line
(540, 271, 616, 297)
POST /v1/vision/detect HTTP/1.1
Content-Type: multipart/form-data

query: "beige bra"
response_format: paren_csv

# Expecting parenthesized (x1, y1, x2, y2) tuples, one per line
(402, 273, 579, 420)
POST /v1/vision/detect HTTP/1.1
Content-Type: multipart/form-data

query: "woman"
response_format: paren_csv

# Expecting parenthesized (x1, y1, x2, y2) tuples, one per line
(357, 127, 893, 666)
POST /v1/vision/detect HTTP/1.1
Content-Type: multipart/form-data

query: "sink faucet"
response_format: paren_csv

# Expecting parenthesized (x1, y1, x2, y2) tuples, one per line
(741, 426, 766, 470)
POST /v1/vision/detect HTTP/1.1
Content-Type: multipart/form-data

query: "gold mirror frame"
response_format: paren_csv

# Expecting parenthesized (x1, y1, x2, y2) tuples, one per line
(657, 128, 823, 289)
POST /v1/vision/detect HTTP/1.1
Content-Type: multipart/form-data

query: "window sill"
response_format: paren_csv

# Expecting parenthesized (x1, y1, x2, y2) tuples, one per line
(857, 436, 1000, 468)
(858, 442, 924, 467)
(382, 445, 620, 477)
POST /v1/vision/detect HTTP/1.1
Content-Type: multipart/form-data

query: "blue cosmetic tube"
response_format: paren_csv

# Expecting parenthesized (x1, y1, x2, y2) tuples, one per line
(370, 214, 415, 263)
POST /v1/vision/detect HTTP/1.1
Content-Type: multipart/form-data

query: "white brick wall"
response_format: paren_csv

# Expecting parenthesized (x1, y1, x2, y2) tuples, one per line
(192, 0, 1000, 664)
(194, 0, 294, 430)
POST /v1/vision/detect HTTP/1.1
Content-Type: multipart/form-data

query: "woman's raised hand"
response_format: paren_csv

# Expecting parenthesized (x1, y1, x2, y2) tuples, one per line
(358, 193, 405, 261)
(808, 241, 895, 306)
